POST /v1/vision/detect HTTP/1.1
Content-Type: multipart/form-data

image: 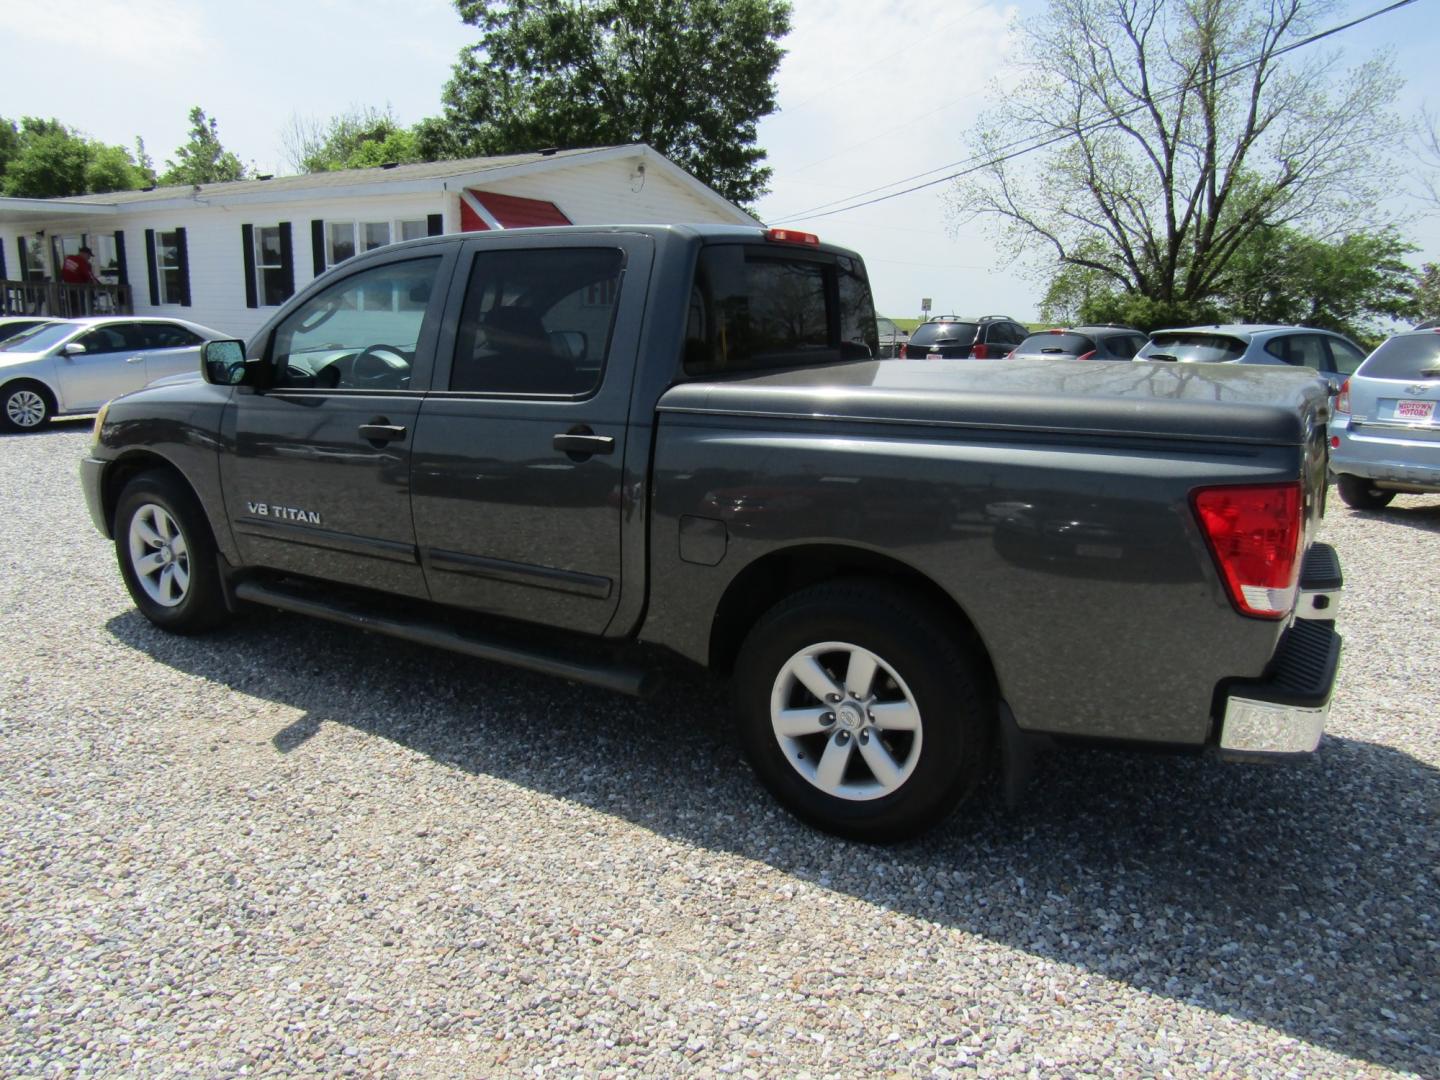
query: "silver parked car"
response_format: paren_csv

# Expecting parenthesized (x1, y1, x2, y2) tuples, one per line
(1329, 329, 1440, 509)
(1136, 323, 1368, 381)
(0, 316, 227, 432)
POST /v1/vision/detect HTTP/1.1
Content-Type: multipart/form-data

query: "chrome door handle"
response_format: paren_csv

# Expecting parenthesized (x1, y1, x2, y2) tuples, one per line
(553, 432, 615, 457)
(125, 356, 145, 364)
(358, 422, 407, 443)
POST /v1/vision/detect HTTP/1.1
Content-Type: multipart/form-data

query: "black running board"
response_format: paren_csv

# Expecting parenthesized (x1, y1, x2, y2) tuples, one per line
(233, 580, 658, 698)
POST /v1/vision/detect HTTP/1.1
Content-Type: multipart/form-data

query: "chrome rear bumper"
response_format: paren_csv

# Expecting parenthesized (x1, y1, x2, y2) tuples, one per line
(1218, 563, 1342, 760)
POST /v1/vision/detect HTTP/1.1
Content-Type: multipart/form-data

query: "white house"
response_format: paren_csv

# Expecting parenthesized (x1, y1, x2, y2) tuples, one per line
(0, 144, 757, 338)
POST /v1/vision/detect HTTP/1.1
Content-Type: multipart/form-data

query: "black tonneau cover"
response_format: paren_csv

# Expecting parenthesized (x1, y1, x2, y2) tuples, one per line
(658, 357, 1329, 446)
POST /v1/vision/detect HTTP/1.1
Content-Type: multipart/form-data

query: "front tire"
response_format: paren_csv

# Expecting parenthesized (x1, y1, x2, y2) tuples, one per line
(1, 381, 53, 432)
(114, 471, 229, 634)
(734, 581, 993, 842)
(1336, 473, 1394, 510)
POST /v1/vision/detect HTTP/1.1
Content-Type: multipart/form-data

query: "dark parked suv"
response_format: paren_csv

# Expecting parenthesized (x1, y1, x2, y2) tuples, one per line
(901, 315, 1028, 359)
(1010, 325, 1149, 362)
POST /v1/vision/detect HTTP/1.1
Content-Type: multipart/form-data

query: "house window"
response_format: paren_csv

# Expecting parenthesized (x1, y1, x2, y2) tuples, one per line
(255, 226, 290, 306)
(398, 219, 428, 242)
(324, 221, 398, 269)
(156, 231, 185, 303)
(18, 235, 47, 281)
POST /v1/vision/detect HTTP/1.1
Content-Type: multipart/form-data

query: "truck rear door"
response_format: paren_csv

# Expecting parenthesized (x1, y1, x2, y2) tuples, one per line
(409, 232, 654, 634)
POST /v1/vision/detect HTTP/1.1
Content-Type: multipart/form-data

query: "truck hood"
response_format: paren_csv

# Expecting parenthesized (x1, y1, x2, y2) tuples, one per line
(657, 357, 1330, 445)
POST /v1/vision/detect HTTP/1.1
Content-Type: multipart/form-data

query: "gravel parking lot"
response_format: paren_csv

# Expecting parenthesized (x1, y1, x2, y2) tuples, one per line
(1, 420, 1436, 1078)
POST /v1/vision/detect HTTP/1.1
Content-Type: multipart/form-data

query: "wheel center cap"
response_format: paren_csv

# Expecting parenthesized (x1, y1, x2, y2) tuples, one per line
(837, 702, 864, 730)
(159, 546, 173, 565)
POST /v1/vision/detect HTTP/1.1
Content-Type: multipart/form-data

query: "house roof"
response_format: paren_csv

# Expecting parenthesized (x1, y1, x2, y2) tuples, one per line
(0, 144, 759, 226)
(57, 147, 618, 205)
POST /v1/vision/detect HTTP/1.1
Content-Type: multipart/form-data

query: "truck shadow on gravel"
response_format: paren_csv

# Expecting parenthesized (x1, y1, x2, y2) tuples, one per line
(109, 607, 1438, 1075)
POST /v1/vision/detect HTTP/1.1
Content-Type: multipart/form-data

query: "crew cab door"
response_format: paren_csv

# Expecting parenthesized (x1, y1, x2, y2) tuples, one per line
(409, 233, 653, 634)
(219, 250, 452, 598)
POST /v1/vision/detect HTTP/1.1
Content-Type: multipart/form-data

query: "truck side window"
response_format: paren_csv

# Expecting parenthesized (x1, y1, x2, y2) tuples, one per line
(270, 257, 440, 391)
(450, 248, 624, 396)
(685, 245, 879, 376)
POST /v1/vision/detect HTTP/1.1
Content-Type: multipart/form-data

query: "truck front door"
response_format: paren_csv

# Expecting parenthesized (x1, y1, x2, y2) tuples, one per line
(410, 233, 653, 635)
(220, 251, 451, 598)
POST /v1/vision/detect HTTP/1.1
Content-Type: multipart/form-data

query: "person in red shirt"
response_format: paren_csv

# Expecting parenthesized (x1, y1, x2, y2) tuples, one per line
(61, 245, 102, 285)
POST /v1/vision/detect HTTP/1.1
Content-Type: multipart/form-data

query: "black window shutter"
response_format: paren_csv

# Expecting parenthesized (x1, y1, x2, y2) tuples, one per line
(174, 227, 191, 307)
(427, 213, 443, 237)
(311, 219, 325, 277)
(17, 237, 31, 281)
(278, 222, 295, 302)
(113, 231, 128, 286)
(144, 229, 159, 306)
(241, 224, 257, 309)
(0, 240, 7, 281)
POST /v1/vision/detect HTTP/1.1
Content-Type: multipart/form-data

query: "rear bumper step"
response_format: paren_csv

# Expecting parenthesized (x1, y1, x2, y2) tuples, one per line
(1218, 618, 1342, 759)
(1295, 541, 1342, 620)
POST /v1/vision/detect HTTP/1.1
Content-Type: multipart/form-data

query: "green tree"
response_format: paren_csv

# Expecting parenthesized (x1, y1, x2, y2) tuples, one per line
(1217, 228, 1417, 339)
(427, 0, 791, 208)
(282, 106, 423, 173)
(1414, 263, 1440, 323)
(0, 116, 147, 197)
(949, 0, 1401, 313)
(1040, 227, 1419, 337)
(160, 107, 247, 186)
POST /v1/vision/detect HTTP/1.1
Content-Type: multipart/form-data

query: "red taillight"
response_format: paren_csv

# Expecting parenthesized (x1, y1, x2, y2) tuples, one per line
(766, 228, 820, 247)
(972, 343, 989, 359)
(899, 343, 908, 359)
(1334, 378, 1350, 414)
(1330, 435, 1340, 449)
(1004, 349, 1016, 359)
(1191, 483, 1304, 619)
(1075, 350, 1095, 361)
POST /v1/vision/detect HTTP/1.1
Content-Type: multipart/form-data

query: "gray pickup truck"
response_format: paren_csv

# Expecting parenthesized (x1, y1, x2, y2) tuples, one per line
(81, 224, 1342, 840)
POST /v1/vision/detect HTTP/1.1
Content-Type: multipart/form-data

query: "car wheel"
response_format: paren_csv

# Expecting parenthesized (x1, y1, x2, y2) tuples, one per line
(734, 580, 993, 842)
(1, 381, 53, 432)
(114, 471, 229, 634)
(1336, 474, 1394, 511)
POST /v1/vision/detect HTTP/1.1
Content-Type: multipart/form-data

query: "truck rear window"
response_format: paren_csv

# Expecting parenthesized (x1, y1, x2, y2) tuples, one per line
(683, 244, 878, 375)
(1357, 334, 1440, 380)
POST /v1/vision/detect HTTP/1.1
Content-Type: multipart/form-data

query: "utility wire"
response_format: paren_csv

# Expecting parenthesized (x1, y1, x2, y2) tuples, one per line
(768, 0, 1419, 225)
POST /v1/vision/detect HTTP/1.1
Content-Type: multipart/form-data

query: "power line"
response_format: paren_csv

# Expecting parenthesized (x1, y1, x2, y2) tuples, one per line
(768, 0, 1419, 226)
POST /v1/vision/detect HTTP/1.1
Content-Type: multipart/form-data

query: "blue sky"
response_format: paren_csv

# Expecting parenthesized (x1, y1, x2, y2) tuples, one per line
(5, 0, 1436, 322)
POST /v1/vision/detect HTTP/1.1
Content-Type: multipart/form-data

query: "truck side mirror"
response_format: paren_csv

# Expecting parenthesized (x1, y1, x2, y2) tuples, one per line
(201, 339, 249, 386)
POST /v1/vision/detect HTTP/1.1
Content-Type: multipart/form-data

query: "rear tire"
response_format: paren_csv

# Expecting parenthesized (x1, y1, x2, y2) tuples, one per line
(1, 381, 53, 432)
(733, 580, 993, 842)
(1336, 473, 1394, 510)
(114, 471, 230, 634)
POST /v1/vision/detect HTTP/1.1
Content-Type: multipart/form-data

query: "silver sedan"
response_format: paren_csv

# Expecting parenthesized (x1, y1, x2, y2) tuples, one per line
(0, 316, 228, 432)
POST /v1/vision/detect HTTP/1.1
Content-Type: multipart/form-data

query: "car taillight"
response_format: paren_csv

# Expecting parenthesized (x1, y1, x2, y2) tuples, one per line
(1075, 350, 1095, 361)
(971, 343, 989, 359)
(899, 343, 908, 359)
(1191, 483, 1303, 619)
(1334, 378, 1350, 413)
(1004, 349, 1016, 358)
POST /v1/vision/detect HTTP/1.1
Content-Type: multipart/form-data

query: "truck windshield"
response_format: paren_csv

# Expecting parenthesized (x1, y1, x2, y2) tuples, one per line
(683, 244, 878, 375)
